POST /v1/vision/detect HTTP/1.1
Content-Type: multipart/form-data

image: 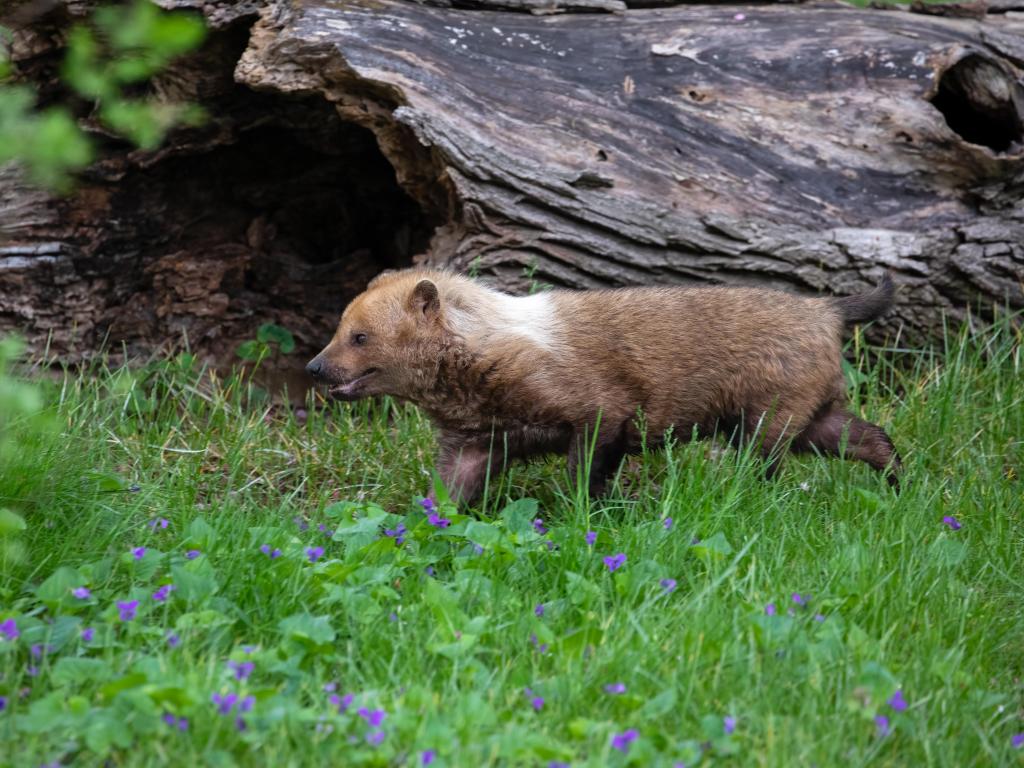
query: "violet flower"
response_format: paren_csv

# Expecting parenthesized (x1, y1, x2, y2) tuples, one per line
(585, 531, 597, 546)
(117, 600, 139, 622)
(724, 716, 737, 735)
(535, 604, 545, 617)
(228, 660, 254, 681)
(306, 546, 324, 563)
(185, 550, 201, 560)
(0, 618, 18, 641)
(604, 683, 626, 695)
(765, 603, 777, 616)
(611, 729, 638, 752)
(888, 689, 908, 712)
(533, 518, 548, 535)
(358, 708, 386, 727)
(329, 693, 354, 713)
(81, 627, 94, 642)
(72, 587, 91, 600)
(260, 544, 282, 559)
(152, 584, 174, 602)
(131, 546, 146, 560)
(663, 517, 673, 530)
(603, 553, 627, 572)
(875, 714, 890, 736)
(943, 515, 962, 530)
(660, 578, 677, 593)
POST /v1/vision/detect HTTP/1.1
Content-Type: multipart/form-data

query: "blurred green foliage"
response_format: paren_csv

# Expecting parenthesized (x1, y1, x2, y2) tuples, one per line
(0, 0, 206, 192)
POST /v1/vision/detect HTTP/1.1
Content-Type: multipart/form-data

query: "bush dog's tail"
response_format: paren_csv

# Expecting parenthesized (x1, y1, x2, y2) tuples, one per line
(833, 273, 895, 324)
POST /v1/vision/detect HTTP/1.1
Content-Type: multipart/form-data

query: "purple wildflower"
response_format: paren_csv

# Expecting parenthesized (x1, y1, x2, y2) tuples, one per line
(660, 578, 677, 593)
(228, 660, 255, 681)
(329, 693, 354, 713)
(235, 717, 247, 732)
(242, 645, 256, 654)
(814, 614, 826, 622)
(81, 627, 94, 643)
(549, 763, 570, 768)
(306, 546, 324, 563)
(131, 546, 146, 560)
(0, 618, 18, 641)
(888, 689, 908, 712)
(162, 713, 177, 727)
(724, 716, 737, 735)
(259, 544, 281, 559)
(117, 600, 139, 622)
(0, 696, 6, 712)
(72, 587, 91, 600)
(535, 604, 545, 617)
(152, 584, 174, 602)
(603, 553, 627, 572)
(26, 665, 39, 677)
(473, 543, 484, 555)
(427, 512, 451, 529)
(792, 593, 808, 606)
(533, 518, 548, 535)
(604, 683, 627, 695)
(211, 692, 238, 715)
(148, 518, 170, 530)
(663, 517, 673, 530)
(875, 714, 890, 736)
(425, 566, 435, 577)
(531, 695, 544, 711)
(419, 497, 435, 512)
(185, 550, 201, 560)
(293, 516, 309, 532)
(30, 643, 50, 659)
(765, 603, 777, 616)
(367, 729, 386, 746)
(324, 682, 337, 692)
(358, 708, 386, 727)
(166, 632, 180, 648)
(177, 718, 189, 732)
(318, 523, 334, 537)
(611, 729, 638, 752)
(239, 696, 255, 713)
(942, 515, 962, 531)
(384, 522, 407, 545)
(585, 531, 597, 546)
(422, 750, 437, 766)
(1012, 733, 1024, 749)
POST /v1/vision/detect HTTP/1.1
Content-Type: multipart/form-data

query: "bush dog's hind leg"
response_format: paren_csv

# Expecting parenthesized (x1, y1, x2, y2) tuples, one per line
(793, 407, 902, 489)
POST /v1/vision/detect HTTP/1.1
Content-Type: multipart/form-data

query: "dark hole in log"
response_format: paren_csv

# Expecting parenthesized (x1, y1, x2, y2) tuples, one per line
(930, 54, 1023, 152)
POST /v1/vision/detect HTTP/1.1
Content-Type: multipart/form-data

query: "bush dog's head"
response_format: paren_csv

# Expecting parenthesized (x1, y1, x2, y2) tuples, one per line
(306, 271, 445, 401)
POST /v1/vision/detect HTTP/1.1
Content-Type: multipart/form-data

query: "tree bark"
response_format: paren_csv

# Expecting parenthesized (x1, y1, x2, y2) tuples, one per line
(3, 0, 1023, 369)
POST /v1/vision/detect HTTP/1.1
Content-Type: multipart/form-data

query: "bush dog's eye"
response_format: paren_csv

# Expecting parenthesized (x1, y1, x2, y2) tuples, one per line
(352, 332, 367, 346)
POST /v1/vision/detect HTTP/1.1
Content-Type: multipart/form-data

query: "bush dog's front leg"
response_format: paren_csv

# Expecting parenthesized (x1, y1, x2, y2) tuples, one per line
(432, 432, 492, 506)
(567, 416, 629, 498)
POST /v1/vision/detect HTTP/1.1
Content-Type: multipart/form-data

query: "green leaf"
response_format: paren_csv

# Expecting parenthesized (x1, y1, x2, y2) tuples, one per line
(36, 566, 83, 604)
(639, 687, 677, 717)
(256, 323, 296, 354)
(236, 339, 267, 362)
(0, 508, 26, 535)
(690, 532, 733, 560)
(186, 516, 217, 548)
(52, 657, 111, 686)
(464, 520, 501, 547)
(500, 498, 539, 538)
(171, 562, 219, 603)
(279, 613, 336, 645)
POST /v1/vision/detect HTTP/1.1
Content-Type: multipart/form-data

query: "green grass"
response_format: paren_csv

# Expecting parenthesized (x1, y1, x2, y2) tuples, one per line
(1, 320, 1022, 767)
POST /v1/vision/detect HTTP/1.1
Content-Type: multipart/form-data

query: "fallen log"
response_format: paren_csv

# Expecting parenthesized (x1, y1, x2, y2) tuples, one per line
(2, 0, 1023, 367)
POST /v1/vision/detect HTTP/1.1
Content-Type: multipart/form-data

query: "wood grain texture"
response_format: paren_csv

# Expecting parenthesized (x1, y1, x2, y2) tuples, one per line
(235, 0, 1024, 341)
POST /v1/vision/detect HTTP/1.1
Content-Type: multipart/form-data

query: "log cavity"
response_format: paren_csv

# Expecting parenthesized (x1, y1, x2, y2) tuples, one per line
(930, 54, 1024, 153)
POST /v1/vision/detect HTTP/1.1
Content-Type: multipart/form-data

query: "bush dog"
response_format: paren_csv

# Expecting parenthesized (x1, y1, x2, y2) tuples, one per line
(307, 270, 900, 503)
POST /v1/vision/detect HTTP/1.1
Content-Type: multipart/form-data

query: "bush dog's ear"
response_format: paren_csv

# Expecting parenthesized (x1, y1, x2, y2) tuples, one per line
(410, 279, 440, 318)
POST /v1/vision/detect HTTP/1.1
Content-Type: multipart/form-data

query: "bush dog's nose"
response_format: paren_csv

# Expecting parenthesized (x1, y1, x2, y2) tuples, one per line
(306, 358, 323, 379)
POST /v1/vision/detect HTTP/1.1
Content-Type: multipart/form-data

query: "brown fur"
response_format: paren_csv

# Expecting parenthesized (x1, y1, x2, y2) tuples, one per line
(307, 270, 901, 503)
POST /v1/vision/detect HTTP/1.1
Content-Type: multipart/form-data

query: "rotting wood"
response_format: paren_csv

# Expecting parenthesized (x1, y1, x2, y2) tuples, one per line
(2, 0, 1023, 369)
